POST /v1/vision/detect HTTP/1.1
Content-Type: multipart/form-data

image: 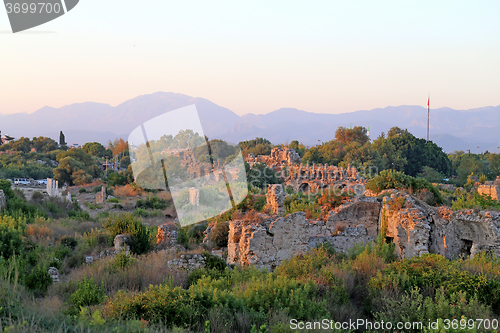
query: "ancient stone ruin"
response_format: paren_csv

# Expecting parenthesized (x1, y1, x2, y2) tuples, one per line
(46, 178, 61, 197)
(382, 192, 500, 259)
(285, 163, 364, 193)
(188, 187, 200, 206)
(167, 254, 206, 272)
(265, 184, 285, 216)
(223, 179, 500, 269)
(48, 267, 59, 282)
(96, 186, 107, 204)
(114, 234, 130, 253)
(226, 193, 380, 270)
(245, 146, 301, 168)
(157, 223, 179, 248)
(478, 184, 500, 201)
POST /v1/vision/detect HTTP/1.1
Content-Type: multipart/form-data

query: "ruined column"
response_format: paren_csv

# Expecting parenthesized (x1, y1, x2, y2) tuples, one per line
(266, 184, 286, 216)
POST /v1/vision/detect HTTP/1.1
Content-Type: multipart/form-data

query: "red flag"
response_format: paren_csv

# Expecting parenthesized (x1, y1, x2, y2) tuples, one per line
(428, 97, 430, 106)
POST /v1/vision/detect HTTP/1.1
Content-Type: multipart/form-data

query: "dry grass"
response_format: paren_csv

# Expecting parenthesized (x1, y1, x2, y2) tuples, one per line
(157, 191, 173, 202)
(351, 250, 387, 284)
(27, 219, 102, 244)
(54, 251, 186, 298)
(25, 224, 51, 244)
(231, 210, 264, 225)
(334, 223, 346, 235)
(113, 184, 142, 197)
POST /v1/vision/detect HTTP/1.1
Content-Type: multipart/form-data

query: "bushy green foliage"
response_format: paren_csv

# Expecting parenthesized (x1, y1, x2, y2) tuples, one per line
(208, 221, 229, 248)
(60, 235, 78, 249)
(67, 276, 105, 315)
(366, 169, 443, 205)
(135, 196, 168, 210)
(92, 185, 103, 193)
(68, 209, 91, 220)
(24, 265, 52, 294)
(102, 213, 152, 255)
(103, 270, 327, 327)
(284, 194, 321, 218)
(106, 171, 129, 187)
(203, 251, 227, 271)
(374, 287, 495, 329)
(108, 253, 136, 270)
(452, 192, 500, 211)
(0, 215, 24, 259)
(239, 138, 273, 156)
(236, 194, 266, 212)
(370, 254, 500, 313)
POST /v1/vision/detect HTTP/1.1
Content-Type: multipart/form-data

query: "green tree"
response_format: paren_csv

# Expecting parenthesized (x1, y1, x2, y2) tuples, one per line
(379, 127, 451, 177)
(120, 156, 131, 169)
(335, 126, 370, 145)
(82, 142, 106, 157)
(288, 140, 306, 157)
(32, 136, 58, 152)
(489, 153, 500, 178)
(239, 138, 273, 156)
(418, 166, 445, 183)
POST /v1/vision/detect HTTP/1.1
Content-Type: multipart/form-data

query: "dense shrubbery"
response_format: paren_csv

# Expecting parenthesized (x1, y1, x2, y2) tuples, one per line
(0, 215, 24, 259)
(366, 169, 443, 205)
(66, 276, 106, 316)
(135, 195, 169, 210)
(452, 191, 500, 211)
(102, 213, 152, 255)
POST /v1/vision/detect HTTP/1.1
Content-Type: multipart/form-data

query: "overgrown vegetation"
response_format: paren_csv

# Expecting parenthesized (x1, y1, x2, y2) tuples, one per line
(3, 131, 500, 332)
(366, 169, 444, 205)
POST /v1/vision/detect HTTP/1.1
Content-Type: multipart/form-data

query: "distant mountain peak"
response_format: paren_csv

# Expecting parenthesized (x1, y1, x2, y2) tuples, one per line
(0, 92, 498, 153)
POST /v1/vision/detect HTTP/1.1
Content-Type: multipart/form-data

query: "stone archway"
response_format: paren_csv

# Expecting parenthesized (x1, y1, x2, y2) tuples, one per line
(298, 183, 310, 193)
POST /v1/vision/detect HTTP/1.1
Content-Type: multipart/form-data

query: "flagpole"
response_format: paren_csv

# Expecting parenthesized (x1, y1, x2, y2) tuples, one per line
(427, 94, 430, 142)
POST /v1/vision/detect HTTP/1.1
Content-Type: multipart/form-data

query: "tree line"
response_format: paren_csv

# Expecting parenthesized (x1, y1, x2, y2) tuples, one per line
(1, 128, 498, 188)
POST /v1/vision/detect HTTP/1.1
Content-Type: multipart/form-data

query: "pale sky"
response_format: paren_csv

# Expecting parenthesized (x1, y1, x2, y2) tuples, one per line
(1, 1, 499, 116)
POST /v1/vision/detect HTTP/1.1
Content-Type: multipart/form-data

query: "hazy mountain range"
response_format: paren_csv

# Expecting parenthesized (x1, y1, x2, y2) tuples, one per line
(1, 92, 499, 153)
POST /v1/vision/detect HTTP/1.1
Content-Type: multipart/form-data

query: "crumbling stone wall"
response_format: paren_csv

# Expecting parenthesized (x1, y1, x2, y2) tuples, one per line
(228, 212, 310, 269)
(285, 163, 365, 194)
(167, 254, 206, 272)
(96, 186, 107, 204)
(478, 185, 500, 201)
(266, 184, 285, 216)
(308, 226, 373, 253)
(226, 188, 500, 270)
(245, 147, 301, 168)
(227, 199, 379, 270)
(114, 234, 130, 253)
(157, 223, 178, 248)
(383, 193, 500, 260)
(326, 196, 381, 238)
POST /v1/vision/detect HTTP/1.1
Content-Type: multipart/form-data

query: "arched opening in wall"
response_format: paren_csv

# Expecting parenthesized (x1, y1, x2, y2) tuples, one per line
(385, 236, 394, 244)
(460, 239, 473, 257)
(299, 183, 310, 194)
